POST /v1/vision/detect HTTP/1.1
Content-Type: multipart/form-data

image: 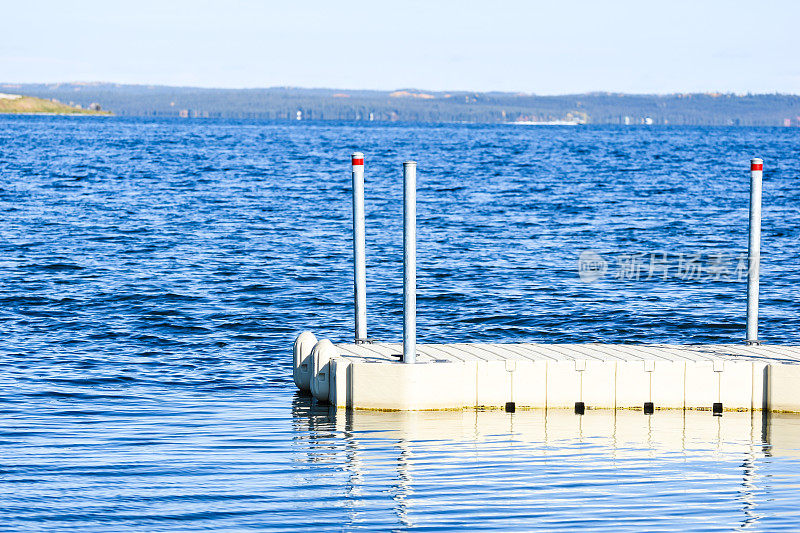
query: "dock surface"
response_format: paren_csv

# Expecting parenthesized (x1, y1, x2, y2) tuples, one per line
(336, 342, 800, 364)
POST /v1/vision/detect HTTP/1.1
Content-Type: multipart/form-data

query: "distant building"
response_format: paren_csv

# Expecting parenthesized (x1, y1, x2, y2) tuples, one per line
(88, 103, 102, 111)
(784, 118, 792, 127)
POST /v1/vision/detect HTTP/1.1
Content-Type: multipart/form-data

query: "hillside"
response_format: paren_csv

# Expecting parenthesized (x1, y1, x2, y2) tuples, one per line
(0, 93, 111, 115)
(3, 83, 800, 125)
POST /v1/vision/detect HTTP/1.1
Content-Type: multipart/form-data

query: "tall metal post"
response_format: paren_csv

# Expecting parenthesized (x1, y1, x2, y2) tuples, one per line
(352, 152, 367, 342)
(746, 158, 763, 345)
(403, 161, 417, 363)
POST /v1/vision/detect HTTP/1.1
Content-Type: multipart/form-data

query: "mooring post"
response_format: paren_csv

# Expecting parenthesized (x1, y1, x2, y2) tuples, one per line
(403, 161, 417, 364)
(351, 152, 368, 343)
(746, 158, 763, 345)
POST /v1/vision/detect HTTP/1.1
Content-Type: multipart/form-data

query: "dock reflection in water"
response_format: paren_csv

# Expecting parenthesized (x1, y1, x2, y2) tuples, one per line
(292, 395, 800, 531)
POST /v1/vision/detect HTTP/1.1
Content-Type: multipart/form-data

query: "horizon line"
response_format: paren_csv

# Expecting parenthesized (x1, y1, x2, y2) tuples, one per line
(2, 81, 799, 98)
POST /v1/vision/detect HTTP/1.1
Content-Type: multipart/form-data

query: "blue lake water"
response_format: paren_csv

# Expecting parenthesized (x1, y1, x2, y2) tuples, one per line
(1, 116, 799, 531)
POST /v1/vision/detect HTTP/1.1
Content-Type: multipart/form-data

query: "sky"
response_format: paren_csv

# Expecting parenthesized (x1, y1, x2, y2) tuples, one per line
(2, 0, 799, 94)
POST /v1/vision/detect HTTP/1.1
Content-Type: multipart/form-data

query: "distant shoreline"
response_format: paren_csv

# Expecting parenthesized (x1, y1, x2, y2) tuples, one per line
(0, 93, 112, 116)
(0, 112, 112, 116)
(4, 82, 798, 126)
(512, 120, 582, 126)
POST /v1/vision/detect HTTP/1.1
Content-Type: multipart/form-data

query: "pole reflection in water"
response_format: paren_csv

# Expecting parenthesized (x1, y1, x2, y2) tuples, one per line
(291, 395, 800, 531)
(738, 424, 761, 530)
(394, 439, 412, 527)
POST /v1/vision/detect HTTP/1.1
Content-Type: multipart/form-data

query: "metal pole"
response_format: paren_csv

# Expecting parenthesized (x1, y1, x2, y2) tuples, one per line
(746, 158, 763, 345)
(403, 161, 417, 364)
(352, 152, 367, 342)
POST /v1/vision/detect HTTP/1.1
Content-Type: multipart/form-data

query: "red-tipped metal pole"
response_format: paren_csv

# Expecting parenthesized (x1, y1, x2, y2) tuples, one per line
(352, 152, 367, 342)
(746, 158, 763, 344)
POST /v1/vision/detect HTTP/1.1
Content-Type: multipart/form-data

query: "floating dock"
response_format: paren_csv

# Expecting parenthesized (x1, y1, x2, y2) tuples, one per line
(294, 336, 800, 412)
(292, 156, 800, 413)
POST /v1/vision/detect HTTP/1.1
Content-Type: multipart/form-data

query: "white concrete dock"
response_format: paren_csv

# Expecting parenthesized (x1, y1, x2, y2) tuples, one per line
(293, 334, 800, 412)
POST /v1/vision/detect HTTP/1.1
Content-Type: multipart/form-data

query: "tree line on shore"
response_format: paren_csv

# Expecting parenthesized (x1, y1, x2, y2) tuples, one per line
(4, 83, 800, 126)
